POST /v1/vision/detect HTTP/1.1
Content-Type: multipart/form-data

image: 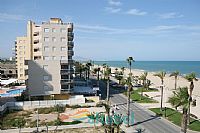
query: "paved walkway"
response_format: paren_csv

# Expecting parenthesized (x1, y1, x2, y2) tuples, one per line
(0, 123, 97, 133)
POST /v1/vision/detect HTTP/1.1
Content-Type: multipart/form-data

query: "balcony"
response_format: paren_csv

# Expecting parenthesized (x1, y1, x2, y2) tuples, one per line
(68, 41, 74, 48)
(33, 32, 39, 36)
(68, 50, 74, 56)
(60, 70, 74, 75)
(33, 40, 39, 44)
(60, 79, 73, 85)
(67, 23, 73, 32)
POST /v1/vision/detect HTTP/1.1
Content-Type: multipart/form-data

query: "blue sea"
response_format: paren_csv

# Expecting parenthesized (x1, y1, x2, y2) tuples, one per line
(94, 61, 200, 77)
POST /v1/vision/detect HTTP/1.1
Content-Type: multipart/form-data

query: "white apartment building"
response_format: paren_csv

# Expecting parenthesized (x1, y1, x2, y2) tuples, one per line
(15, 18, 74, 99)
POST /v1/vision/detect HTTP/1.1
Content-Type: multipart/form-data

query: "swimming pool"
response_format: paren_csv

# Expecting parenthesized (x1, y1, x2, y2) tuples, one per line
(0, 87, 26, 97)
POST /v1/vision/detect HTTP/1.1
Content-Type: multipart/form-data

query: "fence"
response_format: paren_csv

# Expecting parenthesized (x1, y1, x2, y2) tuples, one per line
(0, 95, 86, 115)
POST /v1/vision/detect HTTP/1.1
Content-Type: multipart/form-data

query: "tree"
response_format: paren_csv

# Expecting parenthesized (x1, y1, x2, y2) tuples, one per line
(96, 102, 112, 133)
(125, 76, 133, 127)
(139, 72, 148, 100)
(121, 67, 125, 76)
(154, 71, 166, 111)
(170, 71, 180, 90)
(86, 62, 92, 79)
(104, 66, 111, 102)
(168, 87, 190, 133)
(103, 63, 107, 79)
(87, 112, 98, 129)
(184, 72, 198, 124)
(126, 57, 134, 127)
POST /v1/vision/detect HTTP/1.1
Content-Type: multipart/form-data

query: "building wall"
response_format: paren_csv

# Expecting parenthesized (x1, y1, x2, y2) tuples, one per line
(16, 37, 29, 81)
(28, 60, 61, 96)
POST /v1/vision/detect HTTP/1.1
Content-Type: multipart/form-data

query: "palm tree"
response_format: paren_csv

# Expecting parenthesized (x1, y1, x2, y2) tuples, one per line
(87, 112, 97, 129)
(103, 63, 107, 79)
(121, 67, 125, 76)
(125, 76, 133, 127)
(184, 72, 198, 124)
(139, 72, 148, 100)
(96, 102, 112, 133)
(154, 71, 166, 111)
(127, 57, 134, 73)
(86, 62, 92, 80)
(170, 71, 180, 90)
(168, 87, 190, 133)
(104, 66, 111, 102)
(126, 57, 134, 127)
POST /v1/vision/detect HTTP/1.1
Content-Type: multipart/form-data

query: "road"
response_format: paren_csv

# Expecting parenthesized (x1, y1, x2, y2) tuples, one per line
(97, 78, 186, 133)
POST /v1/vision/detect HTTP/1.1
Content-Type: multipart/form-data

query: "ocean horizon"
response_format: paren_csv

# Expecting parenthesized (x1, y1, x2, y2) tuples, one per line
(94, 61, 200, 77)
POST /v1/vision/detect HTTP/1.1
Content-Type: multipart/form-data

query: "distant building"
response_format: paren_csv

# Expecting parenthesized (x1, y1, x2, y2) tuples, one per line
(15, 18, 74, 99)
(0, 62, 17, 79)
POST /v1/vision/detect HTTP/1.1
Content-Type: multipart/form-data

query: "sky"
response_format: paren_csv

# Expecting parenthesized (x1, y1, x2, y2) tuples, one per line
(0, 0, 200, 61)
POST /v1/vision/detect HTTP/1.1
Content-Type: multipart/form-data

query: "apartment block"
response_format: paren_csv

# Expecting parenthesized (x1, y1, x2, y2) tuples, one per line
(15, 18, 74, 98)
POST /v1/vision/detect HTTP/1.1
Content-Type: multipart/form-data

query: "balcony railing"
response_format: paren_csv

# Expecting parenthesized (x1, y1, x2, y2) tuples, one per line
(60, 69, 74, 75)
(67, 23, 73, 32)
(68, 50, 74, 56)
(60, 79, 73, 85)
(68, 41, 74, 47)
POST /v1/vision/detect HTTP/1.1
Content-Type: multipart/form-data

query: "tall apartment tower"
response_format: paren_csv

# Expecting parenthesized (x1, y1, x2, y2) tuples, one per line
(15, 18, 74, 99)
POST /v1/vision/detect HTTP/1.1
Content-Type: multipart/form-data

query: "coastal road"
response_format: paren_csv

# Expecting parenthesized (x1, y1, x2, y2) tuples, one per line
(96, 78, 185, 133)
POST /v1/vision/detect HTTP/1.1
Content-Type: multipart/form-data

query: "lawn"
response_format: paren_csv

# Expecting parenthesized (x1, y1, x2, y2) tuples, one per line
(124, 90, 158, 103)
(150, 108, 200, 132)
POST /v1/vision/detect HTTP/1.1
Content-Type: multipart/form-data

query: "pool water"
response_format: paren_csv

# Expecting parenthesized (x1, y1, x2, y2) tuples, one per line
(0, 87, 26, 97)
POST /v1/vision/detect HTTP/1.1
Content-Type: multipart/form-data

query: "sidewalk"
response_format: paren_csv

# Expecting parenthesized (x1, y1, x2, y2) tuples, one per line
(0, 123, 96, 133)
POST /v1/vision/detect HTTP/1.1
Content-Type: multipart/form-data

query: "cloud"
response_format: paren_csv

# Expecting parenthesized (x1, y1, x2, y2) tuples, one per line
(108, 0, 122, 6)
(105, 7, 121, 13)
(125, 9, 147, 16)
(76, 24, 200, 35)
(0, 13, 26, 21)
(158, 12, 184, 19)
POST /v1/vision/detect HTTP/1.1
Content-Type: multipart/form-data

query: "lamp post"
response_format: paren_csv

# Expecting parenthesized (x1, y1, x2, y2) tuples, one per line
(36, 109, 39, 132)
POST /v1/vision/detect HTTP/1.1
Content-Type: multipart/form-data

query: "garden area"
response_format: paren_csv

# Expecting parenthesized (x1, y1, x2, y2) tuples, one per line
(124, 87, 158, 103)
(150, 107, 200, 132)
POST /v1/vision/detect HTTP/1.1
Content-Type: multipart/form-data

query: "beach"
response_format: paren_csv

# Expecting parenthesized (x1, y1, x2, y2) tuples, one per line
(94, 64, 200, 119)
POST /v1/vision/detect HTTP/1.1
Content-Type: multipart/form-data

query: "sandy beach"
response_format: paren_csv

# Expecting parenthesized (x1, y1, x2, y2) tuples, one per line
(94, 65, 200, 119)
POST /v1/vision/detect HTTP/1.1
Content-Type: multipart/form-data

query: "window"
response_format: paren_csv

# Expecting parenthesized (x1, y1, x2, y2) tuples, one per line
(20, 57, 23, 61)
(52, 28, 56, 32)
(44, 56, 50, 60)
(44, 37, 49, 42)
(43, 85, 49, 90)
(20, 63, 23, 66)
(19, 51, 23, 55)
(43, 65, 48, 70)
(61, 56, 67, 60)
(52, 56, 56, 60)
(61, 47, 66, 51)
(60, 28, 66, 33)
(61, 37, 66, 42)
(20, 68, 23, 72)
(44, 46, 49, 51)
(20, 74, 23, 77)
(43, 75, 49, 81)
(19, 46, 23, 49)
(44, 28, 49, 32)
(52, 37, 56, 42)
(52, 47, 56, 51)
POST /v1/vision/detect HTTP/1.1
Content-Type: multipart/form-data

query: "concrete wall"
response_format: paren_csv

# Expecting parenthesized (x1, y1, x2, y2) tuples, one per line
(0, 95, 88, 114)
(28, 60, 61, 96)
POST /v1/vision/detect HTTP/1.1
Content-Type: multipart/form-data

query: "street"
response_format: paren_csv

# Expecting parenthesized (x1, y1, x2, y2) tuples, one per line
(97, 78, 185, 133)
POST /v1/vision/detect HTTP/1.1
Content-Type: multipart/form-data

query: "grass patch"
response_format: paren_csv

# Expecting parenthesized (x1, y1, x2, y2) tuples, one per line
(35, 105, 65, 114)
(150, 108, 200, 132)
(137, 87, 158, 92)
(124, 90, 158, 103)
